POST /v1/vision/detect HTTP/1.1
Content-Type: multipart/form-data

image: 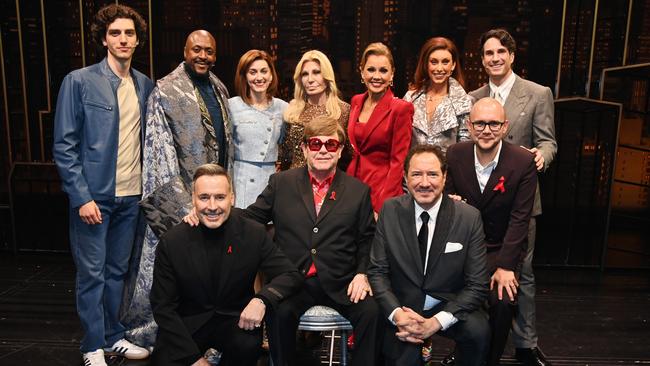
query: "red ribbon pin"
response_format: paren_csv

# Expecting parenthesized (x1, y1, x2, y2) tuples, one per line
(493, 176, 506, 193)
(227, 245, 232, 254)
(330, 191, 336, 200)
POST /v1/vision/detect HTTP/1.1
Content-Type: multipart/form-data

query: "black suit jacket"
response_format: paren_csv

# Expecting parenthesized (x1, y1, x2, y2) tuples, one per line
(150, 209, 302, 365)
(368, 194, 488, 358)
(243, 167, 375, 305)
(445, 141, 537, 271)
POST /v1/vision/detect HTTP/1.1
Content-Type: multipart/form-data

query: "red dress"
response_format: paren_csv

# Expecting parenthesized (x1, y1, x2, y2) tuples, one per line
(346, 89, 414, 213)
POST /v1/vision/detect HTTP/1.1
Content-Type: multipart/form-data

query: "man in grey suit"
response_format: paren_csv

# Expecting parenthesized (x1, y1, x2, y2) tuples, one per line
(368, 145, 490, 366)
(466, 28, 557, 366)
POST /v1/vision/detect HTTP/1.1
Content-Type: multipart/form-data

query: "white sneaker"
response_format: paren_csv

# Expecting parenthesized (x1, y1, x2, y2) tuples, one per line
(104, 338, 150, 360)
(82, 349, 107, 366)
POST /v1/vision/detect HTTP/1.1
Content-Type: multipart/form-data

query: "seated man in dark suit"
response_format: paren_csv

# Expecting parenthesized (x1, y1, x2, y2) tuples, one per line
(445, 97, 537, 366)
(243, 116, 381, 366)
(150, 163, 302, 366)
(367, 144, 490, 366)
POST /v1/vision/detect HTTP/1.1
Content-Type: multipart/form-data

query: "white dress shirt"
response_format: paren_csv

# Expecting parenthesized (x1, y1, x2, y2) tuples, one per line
(474, 141, 502, 193)
(489, 71, 516, 105)
(388, 197, 458, 330)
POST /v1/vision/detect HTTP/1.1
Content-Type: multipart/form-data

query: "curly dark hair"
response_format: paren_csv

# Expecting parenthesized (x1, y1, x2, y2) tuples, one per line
(90, 4, 147, 48)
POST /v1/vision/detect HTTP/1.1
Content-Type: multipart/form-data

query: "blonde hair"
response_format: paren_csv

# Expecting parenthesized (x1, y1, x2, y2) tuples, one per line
(359, 42, 394, 70)
(303, 115, 346, 143)
(284, 50, 343, 124)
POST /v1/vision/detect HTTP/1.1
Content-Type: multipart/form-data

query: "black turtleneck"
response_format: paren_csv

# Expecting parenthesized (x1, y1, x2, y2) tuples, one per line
(199, 223, 227, 293)
(184, 63, 227, 168)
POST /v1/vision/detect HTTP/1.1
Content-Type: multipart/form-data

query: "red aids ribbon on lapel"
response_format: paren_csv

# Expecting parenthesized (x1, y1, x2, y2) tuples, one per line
(227, 245, 232, 254)
(493, 176, 506, 193)
(329, 191, 336, 200)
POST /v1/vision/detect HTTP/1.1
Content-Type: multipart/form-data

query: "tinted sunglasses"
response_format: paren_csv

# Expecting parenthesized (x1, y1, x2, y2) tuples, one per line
(306, 138, 342, 152)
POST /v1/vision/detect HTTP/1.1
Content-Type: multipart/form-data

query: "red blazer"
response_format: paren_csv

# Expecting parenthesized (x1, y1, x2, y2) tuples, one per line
(346, 89, 414, 213)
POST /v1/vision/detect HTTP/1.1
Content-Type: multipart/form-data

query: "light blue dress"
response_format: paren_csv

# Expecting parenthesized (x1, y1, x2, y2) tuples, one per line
(229, 96, 288, 208)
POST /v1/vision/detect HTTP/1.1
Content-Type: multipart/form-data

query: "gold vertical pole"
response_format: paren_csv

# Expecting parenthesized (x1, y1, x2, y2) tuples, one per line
(148, 0, 154, 79)
(15, 0, 32, 161)
(38, 0, 51, 162)
(586, 0, 600, 98)
(623, 0, 634, 65)
(0, 23, 13, 164)
(79, 0, 86, 67)
(555, 0, 568, 98)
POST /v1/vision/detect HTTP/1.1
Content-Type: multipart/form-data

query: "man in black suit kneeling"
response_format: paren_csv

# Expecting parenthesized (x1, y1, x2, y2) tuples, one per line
(150, 163, 302, 366)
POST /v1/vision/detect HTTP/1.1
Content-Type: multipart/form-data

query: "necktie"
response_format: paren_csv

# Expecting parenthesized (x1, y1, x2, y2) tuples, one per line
(494, 90, 505, 105)
(418, 211, 430, 270)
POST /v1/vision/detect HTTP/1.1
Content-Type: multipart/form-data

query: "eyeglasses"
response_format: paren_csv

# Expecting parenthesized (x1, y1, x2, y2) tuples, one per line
(471, 120, 505, 132)
(306, 138, 341, 152)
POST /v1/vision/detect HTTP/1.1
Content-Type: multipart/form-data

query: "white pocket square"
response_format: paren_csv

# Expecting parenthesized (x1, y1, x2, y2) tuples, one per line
(444, 242, 463, 253)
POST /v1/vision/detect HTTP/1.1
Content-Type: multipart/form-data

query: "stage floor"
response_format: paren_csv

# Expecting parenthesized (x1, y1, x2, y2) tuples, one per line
(0, 253, 648, 365)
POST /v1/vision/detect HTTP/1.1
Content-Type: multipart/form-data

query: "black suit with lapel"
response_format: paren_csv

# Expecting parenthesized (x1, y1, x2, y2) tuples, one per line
(150, 209, 302, 366)
(368, 194, 490, 366)
(243, 167, 380, 366)
(445, 140, 537, 365)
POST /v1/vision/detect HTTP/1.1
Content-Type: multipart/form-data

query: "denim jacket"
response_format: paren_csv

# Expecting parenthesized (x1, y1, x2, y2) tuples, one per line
(53, 58, 154, 208)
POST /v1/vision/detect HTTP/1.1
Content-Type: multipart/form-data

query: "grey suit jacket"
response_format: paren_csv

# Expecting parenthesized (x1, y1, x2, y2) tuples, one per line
(368, 194, 488, 357)
(470, 75, 557, 215)
(368, 194, 488, 316)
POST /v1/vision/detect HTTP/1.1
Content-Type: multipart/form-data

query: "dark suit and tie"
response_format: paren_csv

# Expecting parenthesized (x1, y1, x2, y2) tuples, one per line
(368, 146, 490, 366)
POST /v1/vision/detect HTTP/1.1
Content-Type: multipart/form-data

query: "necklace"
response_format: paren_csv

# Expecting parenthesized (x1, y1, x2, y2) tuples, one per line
(426, 94, 446, 102)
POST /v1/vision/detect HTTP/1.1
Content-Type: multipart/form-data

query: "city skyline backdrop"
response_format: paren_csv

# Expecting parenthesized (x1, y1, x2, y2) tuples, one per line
(0, 0, 649, 197)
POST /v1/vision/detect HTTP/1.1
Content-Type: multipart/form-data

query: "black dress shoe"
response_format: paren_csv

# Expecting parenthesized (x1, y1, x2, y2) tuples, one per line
(515, 347, 552, 366)
(440, 352, 455, 366)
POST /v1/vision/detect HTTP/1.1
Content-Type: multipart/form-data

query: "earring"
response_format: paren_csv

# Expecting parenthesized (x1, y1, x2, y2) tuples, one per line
(361, 78, 365, 84)
(390, 80, 394, 87)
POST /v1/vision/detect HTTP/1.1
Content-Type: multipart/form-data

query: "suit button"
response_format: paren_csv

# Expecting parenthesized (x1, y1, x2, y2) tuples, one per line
(313, 227, 319, 233)
(250, 178, 255, 182)
(311, 249, 317, 255)
(301, 269, 306, 274)
(267, 127, 272, 131)
(260, 152, 264, 156)
(264, 140, 269, 144)
(508, 135, 513, 139)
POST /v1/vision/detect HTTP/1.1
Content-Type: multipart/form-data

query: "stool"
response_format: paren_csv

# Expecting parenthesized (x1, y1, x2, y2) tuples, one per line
(299, 305, 353, 366)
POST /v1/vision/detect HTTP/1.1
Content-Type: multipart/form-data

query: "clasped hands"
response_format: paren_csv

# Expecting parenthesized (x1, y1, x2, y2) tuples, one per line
(393, 307, 441, 344)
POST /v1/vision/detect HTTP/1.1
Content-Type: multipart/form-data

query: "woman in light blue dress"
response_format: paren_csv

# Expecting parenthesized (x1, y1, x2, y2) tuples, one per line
(230, 50, 288, 208)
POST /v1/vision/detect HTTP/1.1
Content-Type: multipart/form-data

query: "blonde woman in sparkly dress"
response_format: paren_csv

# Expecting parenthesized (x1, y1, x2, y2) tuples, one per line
(278, 50, 352, 170)
(403, 37, 472, 153)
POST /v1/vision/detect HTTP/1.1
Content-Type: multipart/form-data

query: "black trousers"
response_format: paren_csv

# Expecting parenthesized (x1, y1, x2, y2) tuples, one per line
(486, 250, 520, 366)
(266, 276, 382, 366)
(192, 314, 262, 366)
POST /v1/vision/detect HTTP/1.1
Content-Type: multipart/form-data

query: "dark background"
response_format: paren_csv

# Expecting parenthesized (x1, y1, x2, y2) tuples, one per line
(1, 0, 649, 267)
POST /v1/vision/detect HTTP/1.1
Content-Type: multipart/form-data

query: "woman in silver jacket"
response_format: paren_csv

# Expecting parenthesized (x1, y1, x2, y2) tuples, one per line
(403, 37, 472, 152)
(230, 49, 288, 208)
